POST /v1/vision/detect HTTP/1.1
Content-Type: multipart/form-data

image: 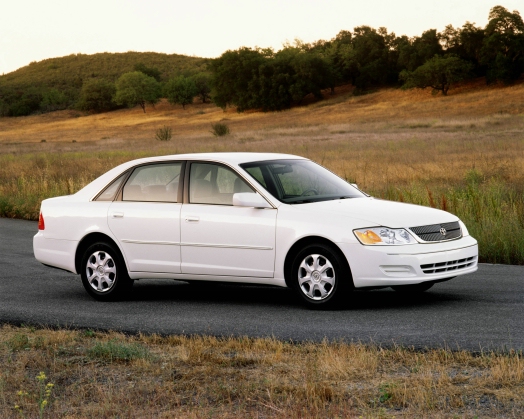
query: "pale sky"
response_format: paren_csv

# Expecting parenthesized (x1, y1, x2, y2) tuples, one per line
(0, 0, 522, 74)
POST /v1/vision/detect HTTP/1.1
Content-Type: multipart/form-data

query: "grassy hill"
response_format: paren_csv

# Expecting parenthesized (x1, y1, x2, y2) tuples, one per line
(0, 51, 209, 116)
(0, 51, 208, 90)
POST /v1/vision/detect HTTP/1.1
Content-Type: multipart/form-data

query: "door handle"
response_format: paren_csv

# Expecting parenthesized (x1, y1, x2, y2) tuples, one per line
(185, 216, 199, 222)
(111, 212, 124, 218)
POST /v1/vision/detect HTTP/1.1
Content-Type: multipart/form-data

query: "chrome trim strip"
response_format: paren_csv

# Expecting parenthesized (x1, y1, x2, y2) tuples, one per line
(421, 256, 477, 274)
(386, 243, 478, 256)
(122, 239, 180, 246)
(121, 239, 273, 251)
(411, 235, 463, 244)
(181, 242, 273, 250)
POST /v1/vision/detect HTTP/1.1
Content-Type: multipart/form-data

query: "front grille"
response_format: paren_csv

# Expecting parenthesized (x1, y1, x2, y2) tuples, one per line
(410, 221, 461, 242)
(421, 256, 476, 274)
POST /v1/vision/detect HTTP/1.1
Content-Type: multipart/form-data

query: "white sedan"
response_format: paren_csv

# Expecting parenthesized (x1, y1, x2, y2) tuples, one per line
(34, 153, 478, 308)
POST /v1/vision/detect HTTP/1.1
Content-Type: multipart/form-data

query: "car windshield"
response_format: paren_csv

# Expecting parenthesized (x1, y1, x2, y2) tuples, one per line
(240, 159, 366, 204)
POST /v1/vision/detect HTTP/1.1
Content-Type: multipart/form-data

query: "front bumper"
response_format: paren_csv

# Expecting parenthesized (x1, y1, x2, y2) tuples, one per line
(338, 235, 478, 288)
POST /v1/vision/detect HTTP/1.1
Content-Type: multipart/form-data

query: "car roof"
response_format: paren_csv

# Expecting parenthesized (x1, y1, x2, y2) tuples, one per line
(74, 152, 306, 201)
(129, 152, 305, 166)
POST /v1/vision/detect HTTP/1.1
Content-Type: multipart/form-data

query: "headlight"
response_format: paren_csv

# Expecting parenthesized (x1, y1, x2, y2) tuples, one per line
(354, 227, 417, 245)
(458, 220, 469, 237)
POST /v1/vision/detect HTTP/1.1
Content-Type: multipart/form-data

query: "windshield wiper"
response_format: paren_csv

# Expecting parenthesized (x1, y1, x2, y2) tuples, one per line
(289, 200, 313, 204)
(289, 196, 355, 204)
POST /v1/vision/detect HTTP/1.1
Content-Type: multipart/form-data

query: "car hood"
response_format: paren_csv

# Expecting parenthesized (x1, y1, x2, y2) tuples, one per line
(295, 197, 458, 228)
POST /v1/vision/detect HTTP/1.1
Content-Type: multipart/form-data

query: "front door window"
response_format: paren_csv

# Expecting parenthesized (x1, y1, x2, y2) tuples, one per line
(189, 162, 254, 205)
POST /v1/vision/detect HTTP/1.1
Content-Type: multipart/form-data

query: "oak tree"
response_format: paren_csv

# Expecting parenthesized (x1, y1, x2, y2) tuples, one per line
(114, 71, 160, 112)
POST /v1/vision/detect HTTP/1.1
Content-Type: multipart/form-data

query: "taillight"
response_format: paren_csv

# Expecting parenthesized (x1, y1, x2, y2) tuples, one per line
(38, 212, 45, 230)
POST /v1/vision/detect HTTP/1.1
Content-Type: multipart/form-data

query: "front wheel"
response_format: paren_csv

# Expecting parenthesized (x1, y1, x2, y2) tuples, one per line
(80, 242, 133, 301)
(291, 243, 352, 309)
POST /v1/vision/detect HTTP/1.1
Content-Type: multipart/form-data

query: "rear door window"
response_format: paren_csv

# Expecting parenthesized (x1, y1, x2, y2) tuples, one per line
(122, 163, 182, 202)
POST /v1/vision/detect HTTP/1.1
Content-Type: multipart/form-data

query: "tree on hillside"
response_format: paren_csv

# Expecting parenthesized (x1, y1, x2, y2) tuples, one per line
(192, 73, 212, 103)
(210, 45, 335, 112)
(210, 48, 268, 110)
(4, 87, 44, 116)
(0, 97, 9, 117)
(400, 54, 473, 95)
(323, 34, 353, 89)
(163, 76, 198, 108)
(481, 5, 524, 83)
(440, 22, 486, 76)
(40, 89, 68, 112)
(248, 52, 295, 111)
(397, 29, 443, 72)
(77, 79, 117, 113)
(336, 26, 399, 89)
(114, 71, 160, 113)
(134, 63, 162, 82)
(286, 49, 333, 102)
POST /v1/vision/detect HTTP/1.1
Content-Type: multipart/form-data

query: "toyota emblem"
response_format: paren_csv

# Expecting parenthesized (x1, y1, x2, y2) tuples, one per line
(440, 227, 447, 236)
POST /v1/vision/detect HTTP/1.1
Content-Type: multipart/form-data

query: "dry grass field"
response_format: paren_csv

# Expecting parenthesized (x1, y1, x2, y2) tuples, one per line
(0, 324, 523, 419)
(1, 78, 523, 145)
(1, 81, 524, 418)
(1, 78, 524, 263)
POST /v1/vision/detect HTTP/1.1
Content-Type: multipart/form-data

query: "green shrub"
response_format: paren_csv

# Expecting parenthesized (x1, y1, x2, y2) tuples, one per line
(88, 340, 150, 363)
(210, 123, 230, 136)
(155, 125, 172, 141)
(6, 333, 30, 351)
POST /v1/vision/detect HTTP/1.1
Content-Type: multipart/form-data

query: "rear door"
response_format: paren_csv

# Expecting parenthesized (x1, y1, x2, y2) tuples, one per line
(107, 162, 183, 273)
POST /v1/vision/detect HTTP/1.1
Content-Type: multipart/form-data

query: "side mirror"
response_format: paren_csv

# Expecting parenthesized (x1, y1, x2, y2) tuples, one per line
(233, 193, 272, 209)
(350, 183, 358, 189)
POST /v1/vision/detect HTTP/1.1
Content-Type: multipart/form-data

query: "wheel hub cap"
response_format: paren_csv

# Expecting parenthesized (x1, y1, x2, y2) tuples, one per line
(86, 251, 117, 293)
(297, 254, 336, 301)
(312, 271, 321, 283)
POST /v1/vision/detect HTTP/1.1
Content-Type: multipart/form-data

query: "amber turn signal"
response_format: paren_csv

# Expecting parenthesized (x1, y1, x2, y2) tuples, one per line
(355, 230, 382, 244)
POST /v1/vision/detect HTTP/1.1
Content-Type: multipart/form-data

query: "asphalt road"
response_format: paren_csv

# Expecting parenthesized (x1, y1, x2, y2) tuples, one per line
(1, 217, 523, 351)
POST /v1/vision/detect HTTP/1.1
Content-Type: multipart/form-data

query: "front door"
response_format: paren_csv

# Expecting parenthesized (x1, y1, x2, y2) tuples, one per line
(180, 162, 277, 278)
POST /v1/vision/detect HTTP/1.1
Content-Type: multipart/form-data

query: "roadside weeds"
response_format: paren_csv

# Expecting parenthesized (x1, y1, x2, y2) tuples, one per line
(0, 324, 523, 418)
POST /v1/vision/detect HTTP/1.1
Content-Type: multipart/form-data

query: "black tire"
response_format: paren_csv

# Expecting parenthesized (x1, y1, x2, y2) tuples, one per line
(290, 243, 352, 309)
(391, 282, 434, 293)
(80, 241, 133, 301)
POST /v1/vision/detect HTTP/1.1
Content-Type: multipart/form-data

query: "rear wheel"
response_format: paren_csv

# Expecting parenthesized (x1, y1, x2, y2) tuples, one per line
(80, 242, 133, 301)
(391, 282, 434, 293)
(291, 243, 352, 309)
